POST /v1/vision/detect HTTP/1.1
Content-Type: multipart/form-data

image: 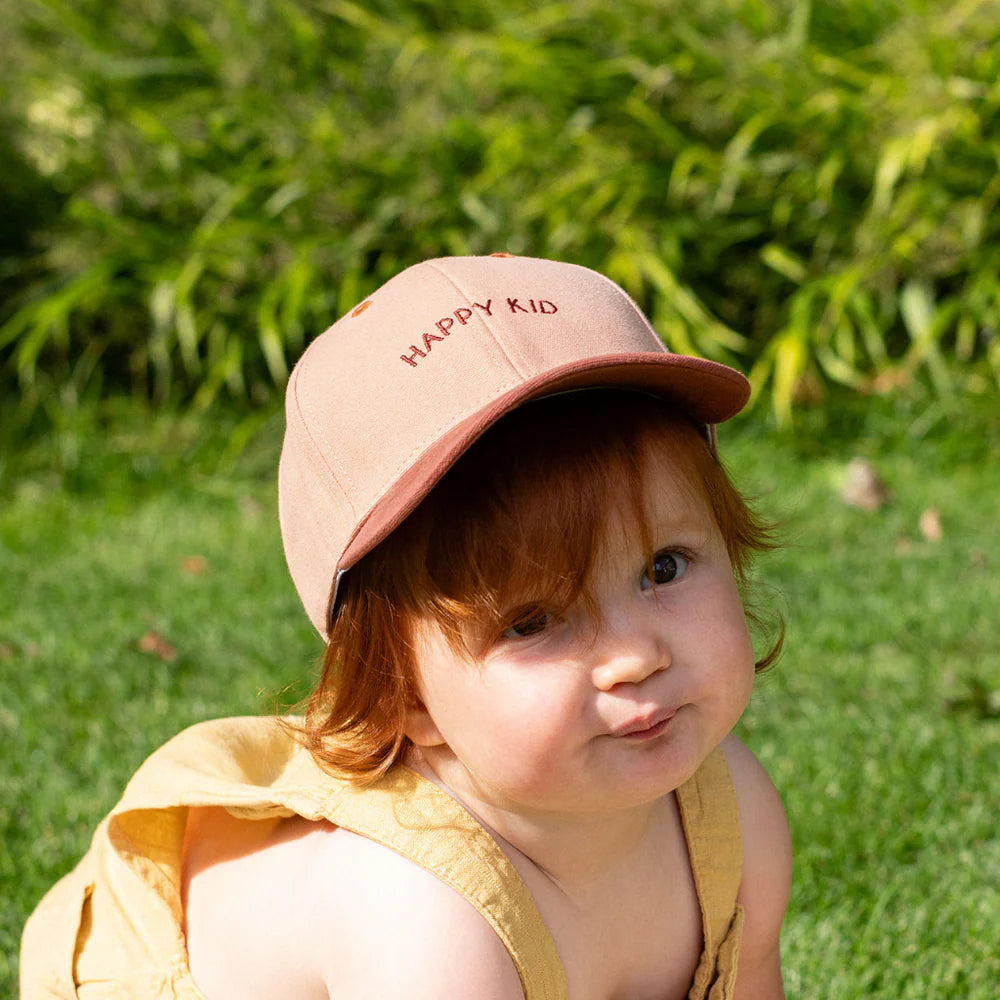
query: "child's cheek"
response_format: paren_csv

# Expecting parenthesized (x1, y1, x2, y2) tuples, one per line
(480, 685, 581, 780)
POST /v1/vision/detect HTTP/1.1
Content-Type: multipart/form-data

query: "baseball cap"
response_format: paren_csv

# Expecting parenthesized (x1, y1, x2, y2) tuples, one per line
(278, 254, 750, 637)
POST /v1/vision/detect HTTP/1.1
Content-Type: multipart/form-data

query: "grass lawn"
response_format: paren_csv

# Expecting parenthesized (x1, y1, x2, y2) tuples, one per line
(2, 388, 999, 996)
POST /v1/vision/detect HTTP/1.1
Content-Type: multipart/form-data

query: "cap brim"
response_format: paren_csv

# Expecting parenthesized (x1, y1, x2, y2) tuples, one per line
(338, 352, 749, 573)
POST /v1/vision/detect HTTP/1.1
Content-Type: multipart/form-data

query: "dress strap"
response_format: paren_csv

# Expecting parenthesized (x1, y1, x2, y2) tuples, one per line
(675, 745, 744, 999)
(312, 765, 568, 1000)
(114, 716, 568, 1000)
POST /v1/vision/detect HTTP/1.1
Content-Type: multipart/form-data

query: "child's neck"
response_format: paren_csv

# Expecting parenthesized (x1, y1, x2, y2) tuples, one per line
(481, 797, 672, 895)
(406, 751, 671, 895)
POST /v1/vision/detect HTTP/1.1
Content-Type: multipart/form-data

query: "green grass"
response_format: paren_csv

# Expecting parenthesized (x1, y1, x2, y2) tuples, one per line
(3, 389, 999, 996)
(0, 404, 322, 991)
(729, 388, 1000, 997)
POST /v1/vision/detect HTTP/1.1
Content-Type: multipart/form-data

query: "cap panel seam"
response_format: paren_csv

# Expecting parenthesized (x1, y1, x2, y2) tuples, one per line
(584, 266, 665, 349)
(424, 259, 532, 378)
(290, 356, 359, 518)
(367, 374, 523, 505)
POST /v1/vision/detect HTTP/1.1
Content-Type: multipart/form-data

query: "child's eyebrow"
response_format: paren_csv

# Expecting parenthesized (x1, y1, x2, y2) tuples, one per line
(655, 515, 716, 541)
(627, 502, 717, 544)
(648, 501, 712, 528)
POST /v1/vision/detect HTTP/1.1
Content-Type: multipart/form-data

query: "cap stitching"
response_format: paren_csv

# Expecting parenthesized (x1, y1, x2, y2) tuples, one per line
(578, 263, 665, 349)
(423, 259, 533, 379)
(367, 373, 524, 505)
(292, 345, 359, 516)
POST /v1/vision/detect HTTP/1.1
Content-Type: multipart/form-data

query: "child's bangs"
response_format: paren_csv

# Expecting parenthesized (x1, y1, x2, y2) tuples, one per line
(409, 391, 703, 649)
(419, 438, 637, 646)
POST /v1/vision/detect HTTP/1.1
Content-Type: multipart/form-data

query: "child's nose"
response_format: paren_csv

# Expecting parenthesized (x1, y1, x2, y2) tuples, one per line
(590, 617, 671, 691)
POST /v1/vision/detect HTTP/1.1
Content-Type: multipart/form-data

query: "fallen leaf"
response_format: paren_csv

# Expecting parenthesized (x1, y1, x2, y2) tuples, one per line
(239, 496, 262, 519)
(867, 368, 913, 395)
(137, 630, 177, 663)
(842, 457, 890, 511)
(919, 508, 943, 542)
(180, 554, 209, 575)
(894, 537, 914, 555)
(792, 372, 826, 406)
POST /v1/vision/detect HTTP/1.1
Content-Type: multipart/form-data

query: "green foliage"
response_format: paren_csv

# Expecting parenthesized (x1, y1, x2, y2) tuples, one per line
(3, 0, 1000, 424)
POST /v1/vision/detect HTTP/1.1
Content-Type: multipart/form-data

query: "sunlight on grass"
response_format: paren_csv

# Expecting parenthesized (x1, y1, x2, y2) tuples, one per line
(3, 391, 999, 996)
(727, 390, 1000, 997)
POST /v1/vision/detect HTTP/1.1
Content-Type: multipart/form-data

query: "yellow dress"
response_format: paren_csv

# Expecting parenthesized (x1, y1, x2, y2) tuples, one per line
(21, 716, 744, 999)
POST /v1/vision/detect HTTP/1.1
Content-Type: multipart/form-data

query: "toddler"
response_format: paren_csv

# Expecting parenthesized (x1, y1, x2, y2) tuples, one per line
(22, 254, 791, 999)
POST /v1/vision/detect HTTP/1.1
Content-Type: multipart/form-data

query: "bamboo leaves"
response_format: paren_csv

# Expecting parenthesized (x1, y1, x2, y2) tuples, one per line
(4, 0, 1000, 425)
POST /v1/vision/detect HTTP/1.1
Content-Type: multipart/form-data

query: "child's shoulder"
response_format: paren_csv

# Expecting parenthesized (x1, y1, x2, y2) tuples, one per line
(184, 810, 523, 1000)
(313, 824, 526, 997)
(719, 734, 792, 993)
(719, 733, 792, 866)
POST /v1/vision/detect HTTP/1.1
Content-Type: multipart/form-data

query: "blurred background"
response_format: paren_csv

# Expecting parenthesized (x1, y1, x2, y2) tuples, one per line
(2, 1, 999, 996)
(4, 0, 1000, 429)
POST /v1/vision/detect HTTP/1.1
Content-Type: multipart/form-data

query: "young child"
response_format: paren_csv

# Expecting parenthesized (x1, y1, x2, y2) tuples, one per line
(22, 254, 792, 999)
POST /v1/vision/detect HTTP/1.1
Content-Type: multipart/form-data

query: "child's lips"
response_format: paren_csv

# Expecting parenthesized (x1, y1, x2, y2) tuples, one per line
(610, 706, 679, 738)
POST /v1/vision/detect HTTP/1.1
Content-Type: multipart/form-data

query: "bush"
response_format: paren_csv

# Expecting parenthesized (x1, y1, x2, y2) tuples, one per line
(3, 0, 1000, 424)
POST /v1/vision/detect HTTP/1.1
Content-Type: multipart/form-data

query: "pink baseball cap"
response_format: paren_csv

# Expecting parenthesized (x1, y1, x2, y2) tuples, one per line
(278, 254, 750, 637)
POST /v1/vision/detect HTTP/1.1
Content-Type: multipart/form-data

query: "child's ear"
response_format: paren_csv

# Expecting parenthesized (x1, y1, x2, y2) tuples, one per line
(403, 695, 445, 748)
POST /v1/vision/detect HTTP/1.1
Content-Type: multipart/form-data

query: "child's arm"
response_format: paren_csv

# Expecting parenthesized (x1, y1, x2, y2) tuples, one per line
(185, 812, 525, 999)
(312, 826, 526, 1000)
(721, 734, 793, 1000)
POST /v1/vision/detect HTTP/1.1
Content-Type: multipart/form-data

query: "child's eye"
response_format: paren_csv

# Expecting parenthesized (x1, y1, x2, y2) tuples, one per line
(641, 549, 689, 590)
(501, 608, 553, 639)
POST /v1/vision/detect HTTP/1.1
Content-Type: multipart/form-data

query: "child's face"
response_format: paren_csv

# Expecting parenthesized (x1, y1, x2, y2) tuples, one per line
(404, 446, 756, 821)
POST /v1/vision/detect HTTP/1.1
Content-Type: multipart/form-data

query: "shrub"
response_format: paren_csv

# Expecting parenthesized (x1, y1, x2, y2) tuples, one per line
(3, 0, 1000, 423)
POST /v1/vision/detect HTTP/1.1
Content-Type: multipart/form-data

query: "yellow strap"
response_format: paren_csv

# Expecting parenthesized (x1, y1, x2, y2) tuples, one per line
(111, 717, 568, 1000)
(675, 746, 743, 1000)
(44, 719, 740, 1000)
(308, 766, 567, 999)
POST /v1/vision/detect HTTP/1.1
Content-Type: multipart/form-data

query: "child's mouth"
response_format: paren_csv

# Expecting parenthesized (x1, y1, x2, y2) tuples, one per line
(611, 707, 678, 739)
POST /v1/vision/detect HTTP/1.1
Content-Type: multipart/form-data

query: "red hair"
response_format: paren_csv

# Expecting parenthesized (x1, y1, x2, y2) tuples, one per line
(296, 390, 781, 783)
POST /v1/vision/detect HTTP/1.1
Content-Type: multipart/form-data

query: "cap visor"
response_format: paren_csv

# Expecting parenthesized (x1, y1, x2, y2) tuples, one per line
(339, 352, 749, 572)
